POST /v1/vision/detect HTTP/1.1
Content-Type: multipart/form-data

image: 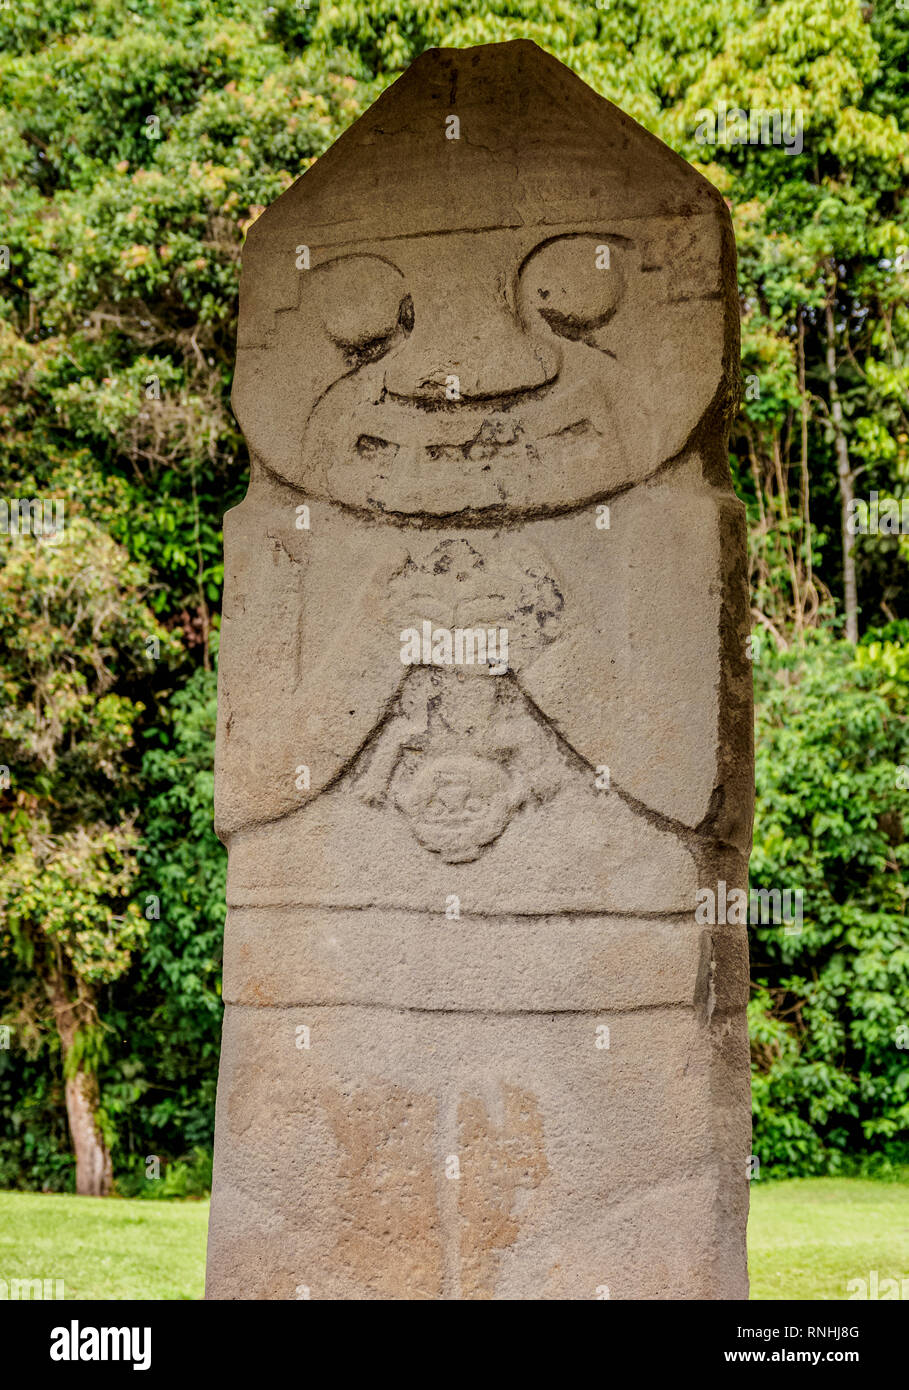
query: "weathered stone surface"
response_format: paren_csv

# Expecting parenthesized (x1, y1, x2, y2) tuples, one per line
(222, 907, 750, 1014)
(207, 39, 753, 1300)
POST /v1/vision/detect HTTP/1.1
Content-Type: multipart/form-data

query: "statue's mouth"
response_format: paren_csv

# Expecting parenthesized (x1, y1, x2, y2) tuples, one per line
(300, 373, 627, 517)
(353, 416, 597, 470)
(308, 372, 604, 462)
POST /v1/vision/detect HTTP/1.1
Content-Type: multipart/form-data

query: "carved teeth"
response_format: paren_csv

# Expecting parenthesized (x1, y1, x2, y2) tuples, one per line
(476, 415, 520, 445)
(355, 434, 398, 461)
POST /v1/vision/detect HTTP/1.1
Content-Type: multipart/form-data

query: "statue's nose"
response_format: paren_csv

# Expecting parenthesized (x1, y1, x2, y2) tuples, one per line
(383, 273, 560, 403)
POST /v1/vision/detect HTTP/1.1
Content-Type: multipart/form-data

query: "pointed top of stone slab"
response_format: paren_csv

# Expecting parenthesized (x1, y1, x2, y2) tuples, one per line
(248, 40, 724, 249)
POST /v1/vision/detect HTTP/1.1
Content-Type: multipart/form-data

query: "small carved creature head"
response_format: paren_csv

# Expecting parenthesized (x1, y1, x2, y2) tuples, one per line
(393, 752, 524, 863)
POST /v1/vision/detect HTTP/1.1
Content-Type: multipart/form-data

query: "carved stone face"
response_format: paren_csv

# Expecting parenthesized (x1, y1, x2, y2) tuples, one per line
(299, 231, 628, 517)
(232, 46, 730, 521)
(235, 222, 724, 518)
(392, 752, 523, 863)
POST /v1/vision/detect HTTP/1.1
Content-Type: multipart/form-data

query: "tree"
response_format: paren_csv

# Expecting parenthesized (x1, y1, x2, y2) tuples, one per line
(0, 507, 177, 1193)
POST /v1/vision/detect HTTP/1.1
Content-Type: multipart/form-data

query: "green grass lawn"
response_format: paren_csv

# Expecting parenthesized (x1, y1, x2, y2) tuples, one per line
(0, 1191, 209, 1299)
(0, 1179, 906, 1299)
(748, 1177, 909, 1300)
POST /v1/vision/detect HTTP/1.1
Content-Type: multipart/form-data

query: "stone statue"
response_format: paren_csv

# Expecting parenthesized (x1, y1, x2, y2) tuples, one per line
(206, 39, 754, 1301)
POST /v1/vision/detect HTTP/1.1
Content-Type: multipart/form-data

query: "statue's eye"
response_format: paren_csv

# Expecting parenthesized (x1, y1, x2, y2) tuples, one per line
(309, 254, 412, 361)
(518, 235, 624, 345)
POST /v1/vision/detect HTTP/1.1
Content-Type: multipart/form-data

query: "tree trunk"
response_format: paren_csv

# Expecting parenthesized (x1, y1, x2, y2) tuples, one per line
(825, 300, 859, 643)
(51, 982, 112, 1196)
(65, 1068, 113, 1196)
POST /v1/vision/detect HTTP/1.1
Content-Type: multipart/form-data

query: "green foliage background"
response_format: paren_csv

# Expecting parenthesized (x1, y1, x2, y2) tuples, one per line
(0, 0, 907, 1189)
